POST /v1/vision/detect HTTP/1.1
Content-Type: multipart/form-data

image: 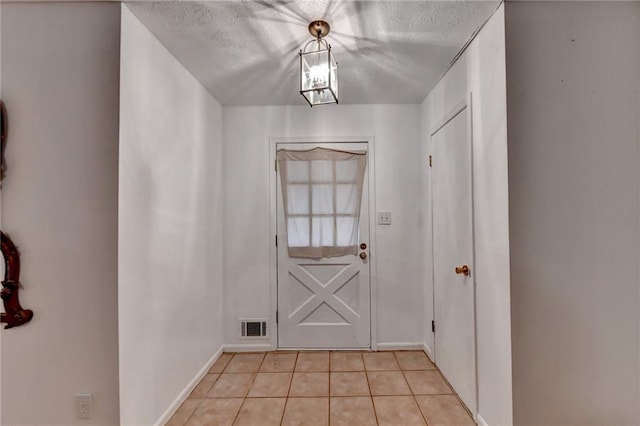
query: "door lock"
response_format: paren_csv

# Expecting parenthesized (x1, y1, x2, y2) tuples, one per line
(359, 252, 367, 260)
(455, 265, 470, 276)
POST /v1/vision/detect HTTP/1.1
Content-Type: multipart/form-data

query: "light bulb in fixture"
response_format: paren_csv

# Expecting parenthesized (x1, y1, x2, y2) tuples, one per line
(308, 64, 329, 89)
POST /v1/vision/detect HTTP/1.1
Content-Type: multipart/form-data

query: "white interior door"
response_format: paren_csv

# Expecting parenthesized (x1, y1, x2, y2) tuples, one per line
(432, 100, 477, 416)
(277, 142, 370, 349)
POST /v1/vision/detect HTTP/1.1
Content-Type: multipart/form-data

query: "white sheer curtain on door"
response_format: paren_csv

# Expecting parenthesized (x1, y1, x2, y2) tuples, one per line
(277, 147, 367, 258)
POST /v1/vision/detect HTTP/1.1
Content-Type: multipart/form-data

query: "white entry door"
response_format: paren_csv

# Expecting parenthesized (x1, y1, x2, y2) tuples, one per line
(277, 142, 370, 349)
(432, 99, 477, 416)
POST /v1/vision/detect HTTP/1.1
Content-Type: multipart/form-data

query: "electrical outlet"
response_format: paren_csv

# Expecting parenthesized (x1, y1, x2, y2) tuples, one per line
(76, 394, 92, 419)
(377, 211, 392, 225)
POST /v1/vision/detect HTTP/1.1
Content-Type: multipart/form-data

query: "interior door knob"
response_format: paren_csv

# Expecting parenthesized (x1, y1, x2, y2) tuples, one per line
(359, 252, 367, 260)
(455, 265, 470, 276)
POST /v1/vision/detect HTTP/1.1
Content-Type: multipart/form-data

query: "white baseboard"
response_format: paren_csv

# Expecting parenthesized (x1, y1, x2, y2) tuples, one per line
(224, 343, 274, 352)
(376, 342, 426, 351)
(154, 347, 224, 426)
(477, 413, 489, 426)
(422, 342, 434, 362)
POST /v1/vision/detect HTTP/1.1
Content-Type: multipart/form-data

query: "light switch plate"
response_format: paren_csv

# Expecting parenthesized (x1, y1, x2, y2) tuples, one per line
(377, 211, 392, 225)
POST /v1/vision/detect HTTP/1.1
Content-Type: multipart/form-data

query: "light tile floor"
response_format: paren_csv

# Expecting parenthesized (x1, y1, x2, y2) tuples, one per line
(166, 351, 475, 426)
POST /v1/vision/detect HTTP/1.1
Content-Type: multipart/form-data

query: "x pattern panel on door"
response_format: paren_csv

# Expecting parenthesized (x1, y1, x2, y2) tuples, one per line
(285, 262, 361, 327)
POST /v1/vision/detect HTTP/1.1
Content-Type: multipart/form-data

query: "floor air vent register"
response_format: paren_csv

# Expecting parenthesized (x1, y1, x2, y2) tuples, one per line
(240, 320, 268, 338)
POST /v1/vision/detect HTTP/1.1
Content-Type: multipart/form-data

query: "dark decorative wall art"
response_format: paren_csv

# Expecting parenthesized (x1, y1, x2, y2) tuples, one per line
(1, 231, 33, 328)
(0, 100, 34, 328)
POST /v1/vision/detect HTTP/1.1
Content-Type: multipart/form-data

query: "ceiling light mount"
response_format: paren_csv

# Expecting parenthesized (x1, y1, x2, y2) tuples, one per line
(308, 20, 330, 39)
(299, 20, 338, 107)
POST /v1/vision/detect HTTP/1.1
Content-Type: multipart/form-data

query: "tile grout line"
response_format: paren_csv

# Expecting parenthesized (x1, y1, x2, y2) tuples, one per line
(233, 397, 249, 426)
(393, 351, 430, 426)
(430, 365, 475, 422)
(181, 353, 235, 426)
(425, 354, 475, 424)
(233, 353, 265, 425)
(279, 351, 299, 426)
(179, 399, 202, 426)
(362, 352, 380, 425)
(202, 372, 221, 397)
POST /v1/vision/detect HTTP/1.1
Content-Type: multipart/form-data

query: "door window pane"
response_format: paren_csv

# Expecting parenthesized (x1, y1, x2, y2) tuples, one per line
(288, 184, 309, 215)
(336, 184, 358, 214)
(312, 184, 334, 214)
(336, 160, 358, 181)
(312, 217, 334, 247)
(336, 216, 357, 246)
(288, 217, 310, 247)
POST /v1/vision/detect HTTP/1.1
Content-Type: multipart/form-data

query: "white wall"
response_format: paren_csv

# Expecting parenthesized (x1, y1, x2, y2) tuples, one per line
(638, 5, 640, 416)
(0, 3, 120, 424)
(421, 5, 512, 425)
(223, 105, 426, 349)
(0, 3, 4, 421)
(119, 5, 225, 425)
(505, 2, 640, 424)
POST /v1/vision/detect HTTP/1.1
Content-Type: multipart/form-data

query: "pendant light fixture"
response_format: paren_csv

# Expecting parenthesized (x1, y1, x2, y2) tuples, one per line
(299, 20, 338, 106)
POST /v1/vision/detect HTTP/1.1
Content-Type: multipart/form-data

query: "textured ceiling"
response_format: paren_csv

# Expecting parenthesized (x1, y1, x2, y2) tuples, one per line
(128, 1, 501, 106)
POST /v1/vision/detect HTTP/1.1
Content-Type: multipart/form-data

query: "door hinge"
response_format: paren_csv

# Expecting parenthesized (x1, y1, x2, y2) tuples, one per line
(276, 311, 279, 324)
(429, 155, 432, 167)
(275, 159, 278, 172)
(432, 320, 435, 333)
(275, 235, 278, 246)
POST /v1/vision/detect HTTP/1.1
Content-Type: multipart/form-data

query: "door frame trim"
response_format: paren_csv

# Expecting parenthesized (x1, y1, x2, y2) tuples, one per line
(429, 93, 478, 419)
(269, 136, 378, 350)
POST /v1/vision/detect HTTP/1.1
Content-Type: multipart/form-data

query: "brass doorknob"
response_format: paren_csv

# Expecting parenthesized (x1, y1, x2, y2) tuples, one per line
(359, 252, 367, 260)
(455, 265, 470, 276)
